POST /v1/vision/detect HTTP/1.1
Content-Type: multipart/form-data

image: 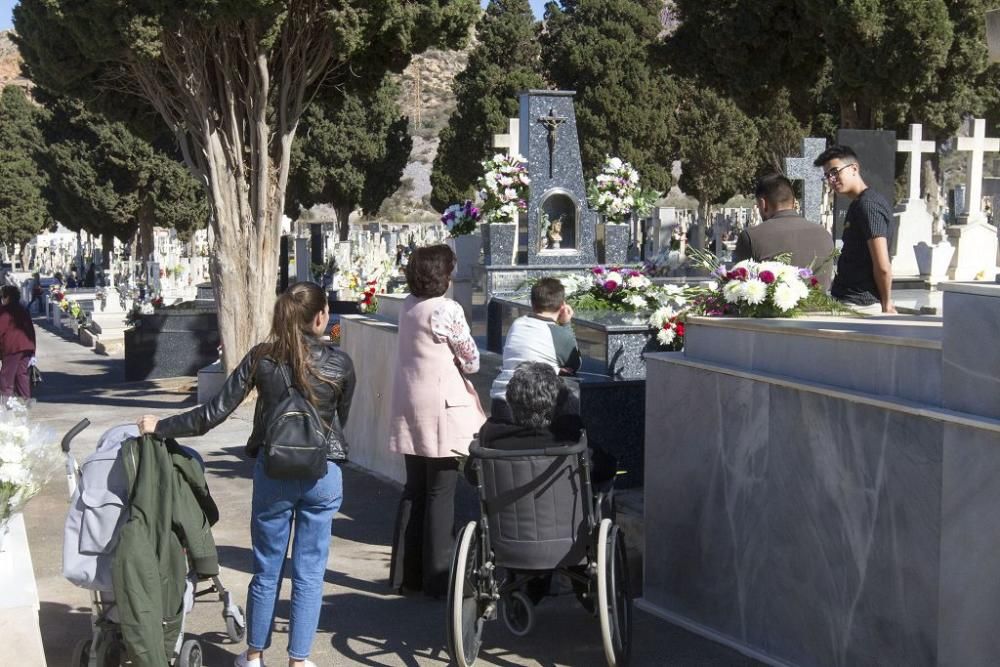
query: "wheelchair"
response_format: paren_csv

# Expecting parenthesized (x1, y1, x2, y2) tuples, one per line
(446, 436, 632, 666)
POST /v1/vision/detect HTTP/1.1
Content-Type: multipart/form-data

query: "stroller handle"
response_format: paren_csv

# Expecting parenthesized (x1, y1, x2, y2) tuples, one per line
(61, 418, 91, 453)
(469, 440, 588, 459)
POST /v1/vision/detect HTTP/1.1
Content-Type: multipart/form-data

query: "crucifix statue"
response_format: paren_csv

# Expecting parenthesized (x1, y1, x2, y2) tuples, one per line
(537, 107, 568, 178)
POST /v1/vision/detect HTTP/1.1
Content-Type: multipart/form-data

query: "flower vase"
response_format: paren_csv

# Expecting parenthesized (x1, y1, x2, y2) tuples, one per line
(447, 233, 483, 281)
(599, 219, 630, 265)
(482, 223, 517, 266)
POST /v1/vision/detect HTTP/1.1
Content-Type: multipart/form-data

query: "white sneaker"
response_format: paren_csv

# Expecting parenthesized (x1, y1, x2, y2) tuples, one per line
(234, 652, 263, 667)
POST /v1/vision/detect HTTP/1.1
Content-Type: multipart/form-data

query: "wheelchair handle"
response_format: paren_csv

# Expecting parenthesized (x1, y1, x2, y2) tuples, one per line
(469, 440, 588, 459)
(61, 418, 91, 453)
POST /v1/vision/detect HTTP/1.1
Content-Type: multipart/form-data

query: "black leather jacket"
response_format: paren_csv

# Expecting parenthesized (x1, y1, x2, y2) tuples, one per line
(155, 337, 356, 461)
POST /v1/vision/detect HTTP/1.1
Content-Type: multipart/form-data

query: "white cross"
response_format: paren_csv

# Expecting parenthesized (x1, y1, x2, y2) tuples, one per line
(897, 124, 936, 203)
(493, 118, 520, 158)
(957, 118, 1000, 222)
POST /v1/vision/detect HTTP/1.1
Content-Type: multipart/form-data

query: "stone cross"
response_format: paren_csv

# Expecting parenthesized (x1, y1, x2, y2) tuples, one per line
(493, 118, 520, 158)
(956, 118, 1000, 223)
(897, 123, 936, 205)
(784, 138, 827, 224)
(537, 107, 568, 178)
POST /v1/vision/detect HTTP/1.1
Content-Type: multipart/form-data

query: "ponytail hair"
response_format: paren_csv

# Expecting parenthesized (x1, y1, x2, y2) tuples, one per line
(257, 282, 329, 404)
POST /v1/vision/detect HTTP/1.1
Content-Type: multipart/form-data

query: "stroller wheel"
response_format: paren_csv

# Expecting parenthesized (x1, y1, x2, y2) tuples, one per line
(95, 636, 123, 667)
(226, 605, 247, 643)
(71, 638, 91, 667)
(178, 639, 203, 667)
(499, 590, 534, 637)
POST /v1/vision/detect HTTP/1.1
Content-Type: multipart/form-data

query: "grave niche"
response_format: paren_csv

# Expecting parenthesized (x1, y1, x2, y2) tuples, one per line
(538, 189, 579, 253)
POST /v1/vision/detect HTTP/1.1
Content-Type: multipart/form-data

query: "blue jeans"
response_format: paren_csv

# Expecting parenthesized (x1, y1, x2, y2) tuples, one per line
(247, 458, 343, 660)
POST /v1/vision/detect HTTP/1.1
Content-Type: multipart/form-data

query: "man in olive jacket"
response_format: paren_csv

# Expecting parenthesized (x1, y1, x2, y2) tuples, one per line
(112, 434, 219, 666)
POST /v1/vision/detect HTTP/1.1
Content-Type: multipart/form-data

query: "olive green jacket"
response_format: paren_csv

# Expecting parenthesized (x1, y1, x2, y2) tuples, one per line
(112, 435, 219, 666)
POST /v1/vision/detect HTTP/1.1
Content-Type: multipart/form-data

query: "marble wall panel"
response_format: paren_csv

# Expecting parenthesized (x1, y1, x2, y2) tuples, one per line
(645, 358, 943, 667)
(341, 317, 406, 485)
(938, 423, 1000, 665)
(941, 291, 1000, 419)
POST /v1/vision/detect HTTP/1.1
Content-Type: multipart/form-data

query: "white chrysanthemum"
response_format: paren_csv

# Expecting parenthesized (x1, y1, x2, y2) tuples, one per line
(608, 157, 624, 170)
(0, 461, 29, 486)
(649, 306, 677, 328)
(707, 280, 719, 291)
(723, 281, 745, 304)
(604, 271, 623, 286)
(626, 294, 648, 309)
(626, 275, 650, 289)
(499, 176, 513, 187)
(773, 283, 801, 311)
(0, 442, 23, 464)
(743, 279, 768, 306)
(657, 327, 677, 346)
(790, 279, 810, 301)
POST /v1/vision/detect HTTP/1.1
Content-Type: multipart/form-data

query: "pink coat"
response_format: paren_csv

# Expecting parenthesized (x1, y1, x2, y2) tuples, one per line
(388, 295, 486, 458)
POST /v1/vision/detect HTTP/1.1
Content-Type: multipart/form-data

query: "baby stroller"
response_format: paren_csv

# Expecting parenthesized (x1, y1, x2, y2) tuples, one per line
(60, 419, 246, 667)
(447, 435, 632, 667)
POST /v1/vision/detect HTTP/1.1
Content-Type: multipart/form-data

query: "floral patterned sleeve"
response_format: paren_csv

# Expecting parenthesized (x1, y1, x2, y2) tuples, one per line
(430, 299, 480, 374)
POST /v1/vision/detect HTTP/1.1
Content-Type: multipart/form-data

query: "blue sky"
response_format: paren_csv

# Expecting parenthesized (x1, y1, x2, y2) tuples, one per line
(1, 1, 548, 31)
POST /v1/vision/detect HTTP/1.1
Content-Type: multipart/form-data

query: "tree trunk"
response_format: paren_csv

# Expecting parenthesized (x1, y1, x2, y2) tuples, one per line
(18, 244, 31, 274)
(335, 204, 352, 242)
(101, 232, 114, 271)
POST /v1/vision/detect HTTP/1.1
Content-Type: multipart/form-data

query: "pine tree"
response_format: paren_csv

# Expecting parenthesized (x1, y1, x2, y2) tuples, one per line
(675, 85, 759, 249)
(286, 77, 413, 241)
(541, 0, 678, 192)
(430, 0, 545, 211)
(0, 86, 51, 254)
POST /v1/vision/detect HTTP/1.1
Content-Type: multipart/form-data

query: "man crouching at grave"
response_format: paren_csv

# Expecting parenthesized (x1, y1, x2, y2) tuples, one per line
(814, 145, 897, 313)
(490, 277, 581, 421)
(734, 174, 835, 290)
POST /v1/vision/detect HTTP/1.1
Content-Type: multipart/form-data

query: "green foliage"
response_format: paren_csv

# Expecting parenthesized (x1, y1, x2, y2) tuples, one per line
(286, 77, 413, 240)
(541, 0, 678, 192)
(0, 86, 51, 247)
(37, 96, 209, 242)
(430, 0, 546, 211)
(676, 85, 759, 215)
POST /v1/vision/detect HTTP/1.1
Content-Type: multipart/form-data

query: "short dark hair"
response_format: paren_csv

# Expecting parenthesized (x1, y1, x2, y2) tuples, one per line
(405, 244, 456, 298)
(754, 174, 796, 207)
(506, 362, 562, 429)
(1, 286, 20, 303)
(813, 145, 859, 168)
(530, 277, 565, 312)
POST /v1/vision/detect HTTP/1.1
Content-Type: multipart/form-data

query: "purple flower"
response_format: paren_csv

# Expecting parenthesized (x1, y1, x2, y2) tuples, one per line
(592, 266, 606, 275)
(759, 270, 776, 284)
(713, 266, 728, 279)
(604, 280, 619, 291)
(798, 267, 814, 280)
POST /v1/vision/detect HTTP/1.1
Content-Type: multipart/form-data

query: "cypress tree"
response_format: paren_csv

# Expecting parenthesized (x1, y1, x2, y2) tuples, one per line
(430, 0, 545, 211)
(0, 86, 51, 255)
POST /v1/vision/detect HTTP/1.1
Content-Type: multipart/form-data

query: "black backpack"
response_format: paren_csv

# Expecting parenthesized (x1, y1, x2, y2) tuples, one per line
(262, 353, 333, 480)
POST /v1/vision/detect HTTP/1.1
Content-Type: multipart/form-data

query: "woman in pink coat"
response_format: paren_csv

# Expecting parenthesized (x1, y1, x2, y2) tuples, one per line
(388, 244, 486, 598)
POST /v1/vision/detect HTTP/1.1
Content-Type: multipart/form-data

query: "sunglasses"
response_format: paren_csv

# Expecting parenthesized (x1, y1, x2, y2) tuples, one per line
(823, 163, 856, 182)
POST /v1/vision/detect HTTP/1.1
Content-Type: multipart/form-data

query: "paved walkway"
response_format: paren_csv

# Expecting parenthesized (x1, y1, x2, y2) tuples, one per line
(24, 319, 761, 666)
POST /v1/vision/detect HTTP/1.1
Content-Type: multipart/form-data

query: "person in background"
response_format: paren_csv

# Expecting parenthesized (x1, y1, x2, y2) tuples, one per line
(27, 274, 44, 315)
(735, 174, 836, 290)
(814, 145, 896, 313)
(0, 285, 37, 400)
(388, 244, 486, 598)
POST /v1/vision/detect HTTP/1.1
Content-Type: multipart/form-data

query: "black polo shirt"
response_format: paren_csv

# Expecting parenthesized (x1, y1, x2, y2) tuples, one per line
(832, 188, 893, 305)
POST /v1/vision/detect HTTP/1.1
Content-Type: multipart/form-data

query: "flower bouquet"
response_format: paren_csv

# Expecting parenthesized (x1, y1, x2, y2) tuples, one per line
(334, 242, 395, 313)
(649, 306, 686, 351)
(588, 156, 659, 223)
(441, 200, 481, 238)
(0, 402, 61, 547)
(479, 153, 529, 224)
(706, 259, 817, 318)
(558, 266, 691, 313)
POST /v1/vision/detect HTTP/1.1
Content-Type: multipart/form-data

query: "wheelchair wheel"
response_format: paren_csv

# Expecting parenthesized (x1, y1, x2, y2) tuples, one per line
(178, 638, 203, 667)
(596, 519, 632, 666)
(447, 521, 486, 667)
(499, 590, 534, 636)
(71, 638, 91, 667)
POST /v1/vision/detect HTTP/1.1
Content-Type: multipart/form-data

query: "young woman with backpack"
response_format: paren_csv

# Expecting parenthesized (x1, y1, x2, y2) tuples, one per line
(136, 281, 355, 667)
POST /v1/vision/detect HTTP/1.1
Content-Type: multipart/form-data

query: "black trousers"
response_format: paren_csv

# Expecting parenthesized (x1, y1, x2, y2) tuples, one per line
(389, 454, 460, 597)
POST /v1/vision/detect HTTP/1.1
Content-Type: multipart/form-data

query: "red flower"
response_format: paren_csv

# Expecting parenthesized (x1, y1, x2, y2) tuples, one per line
(675, 322, 685, 337)
(759, 270, 775, 284)
(604, 280, 619, 291)
(733, 267, 749, 281)
(810, 277, 819, 287)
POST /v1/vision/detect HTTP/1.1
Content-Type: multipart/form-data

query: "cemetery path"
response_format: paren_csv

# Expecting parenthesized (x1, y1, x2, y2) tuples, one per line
(22, 323, 762, 666)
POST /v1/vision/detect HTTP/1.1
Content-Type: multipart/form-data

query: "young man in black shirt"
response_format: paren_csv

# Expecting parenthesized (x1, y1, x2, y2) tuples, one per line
(814, 145, 897, 314)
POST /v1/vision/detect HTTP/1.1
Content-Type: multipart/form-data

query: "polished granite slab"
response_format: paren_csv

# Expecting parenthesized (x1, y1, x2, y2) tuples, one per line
(643, 353, 1000, 667)
(941, 284, 1000, 420)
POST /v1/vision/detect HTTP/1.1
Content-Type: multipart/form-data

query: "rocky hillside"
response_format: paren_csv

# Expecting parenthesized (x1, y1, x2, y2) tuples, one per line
(0, 30, 29, 90)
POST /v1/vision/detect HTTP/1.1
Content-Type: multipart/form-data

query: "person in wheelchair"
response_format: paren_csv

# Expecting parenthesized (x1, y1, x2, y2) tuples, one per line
(449, 362, 631, 667)
(472, 361, 616, 489)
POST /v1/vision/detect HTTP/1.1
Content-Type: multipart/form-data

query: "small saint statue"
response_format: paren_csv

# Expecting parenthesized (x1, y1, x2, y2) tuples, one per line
(547, 216, 563, 250)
